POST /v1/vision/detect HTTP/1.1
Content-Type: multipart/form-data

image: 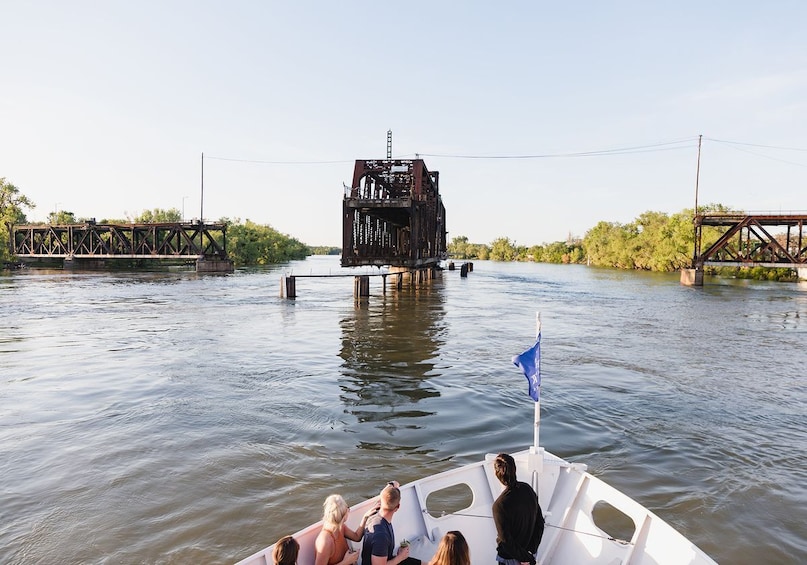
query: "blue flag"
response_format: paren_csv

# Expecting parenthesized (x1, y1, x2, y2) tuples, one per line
(513, 333, 541, 401)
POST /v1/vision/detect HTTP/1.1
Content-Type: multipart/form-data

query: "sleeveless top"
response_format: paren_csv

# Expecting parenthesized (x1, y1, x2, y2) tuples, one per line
(326, 526, 349, 565)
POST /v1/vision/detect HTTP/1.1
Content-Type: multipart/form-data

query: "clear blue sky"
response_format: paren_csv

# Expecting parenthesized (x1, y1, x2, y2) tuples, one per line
(2, 1, 805, 246)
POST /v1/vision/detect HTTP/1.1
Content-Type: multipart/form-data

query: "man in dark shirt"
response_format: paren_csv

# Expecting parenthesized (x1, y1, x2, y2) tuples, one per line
(361, 482, 411, 565)
(492, 453, 544, 565)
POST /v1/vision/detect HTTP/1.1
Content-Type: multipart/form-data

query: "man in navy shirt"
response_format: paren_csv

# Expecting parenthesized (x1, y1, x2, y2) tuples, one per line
(361, 482, 411, 565)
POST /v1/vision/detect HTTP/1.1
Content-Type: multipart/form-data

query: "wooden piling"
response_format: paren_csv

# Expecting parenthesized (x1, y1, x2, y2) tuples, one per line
(354, 275, 370, 298)
(282, 275, 296, 298)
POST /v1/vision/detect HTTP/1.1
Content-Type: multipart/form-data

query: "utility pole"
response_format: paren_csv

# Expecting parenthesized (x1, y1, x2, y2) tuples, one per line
(694, 134, 702, 215)
(200, 152, 204, 224)
(692, 134, 703, 271)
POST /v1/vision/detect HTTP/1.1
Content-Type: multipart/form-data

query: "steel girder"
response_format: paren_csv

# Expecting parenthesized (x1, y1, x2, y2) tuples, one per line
(694, 214, 807, 268)
(10, 222, 228, 259)
(341, 159, 447, 268)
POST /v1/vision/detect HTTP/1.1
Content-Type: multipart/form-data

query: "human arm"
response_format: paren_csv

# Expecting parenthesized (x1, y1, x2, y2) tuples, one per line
(370, 544, 409, 565)
(338, 549, 360, 565)
(314, 530, 333, 565)
(345, 502, 381, 542)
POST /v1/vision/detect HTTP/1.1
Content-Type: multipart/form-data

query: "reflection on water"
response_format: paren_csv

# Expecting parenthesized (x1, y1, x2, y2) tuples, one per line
(339, 282, 446, 449)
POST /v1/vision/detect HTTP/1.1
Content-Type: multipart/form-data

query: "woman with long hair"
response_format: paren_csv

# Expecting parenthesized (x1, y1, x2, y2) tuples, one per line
(427, 530, 470, 565)
(272, 535, 299, 565)
(314, 494, 379, 565)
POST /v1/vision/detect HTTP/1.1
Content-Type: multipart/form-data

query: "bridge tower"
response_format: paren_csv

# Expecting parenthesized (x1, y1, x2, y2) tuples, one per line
(341, 135, 447, 269)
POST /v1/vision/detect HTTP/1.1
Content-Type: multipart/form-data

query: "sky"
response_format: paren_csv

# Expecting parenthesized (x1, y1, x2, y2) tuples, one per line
(2, 1, 806, 247)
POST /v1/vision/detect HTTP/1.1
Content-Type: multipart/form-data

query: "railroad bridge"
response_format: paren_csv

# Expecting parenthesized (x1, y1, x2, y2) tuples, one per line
(341, 158, 447, 269)
(8, 221, 234, 272)
(683, 212, 807, 285)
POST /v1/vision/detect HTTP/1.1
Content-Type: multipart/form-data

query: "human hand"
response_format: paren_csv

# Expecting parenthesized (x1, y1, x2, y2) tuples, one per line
(343, 549, 359, 565)
(397, 544, 410, 560)
(363, 501, 381, 520)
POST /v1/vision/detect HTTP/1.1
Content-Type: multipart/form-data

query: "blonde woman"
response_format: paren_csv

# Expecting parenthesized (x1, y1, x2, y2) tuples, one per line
(315, 494, 380, 565)
(427, 531, 470, 565)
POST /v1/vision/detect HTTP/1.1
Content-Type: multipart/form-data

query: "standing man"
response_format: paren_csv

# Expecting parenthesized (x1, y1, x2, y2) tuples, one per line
(492, 453, 544, 565)
(361, 482, 412, 565)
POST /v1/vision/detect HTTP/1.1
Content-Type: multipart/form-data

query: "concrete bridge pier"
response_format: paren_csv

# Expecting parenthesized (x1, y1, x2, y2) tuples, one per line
(680, 267, 704, 287)
(799, 268, 807, 281)
(196, 256, 234, 273)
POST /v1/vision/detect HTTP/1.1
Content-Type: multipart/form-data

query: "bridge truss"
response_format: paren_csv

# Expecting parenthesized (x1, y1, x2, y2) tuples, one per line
(9, 222, 229, 260)
(342, 159, 447, 268)
(694, 213, 807, 268)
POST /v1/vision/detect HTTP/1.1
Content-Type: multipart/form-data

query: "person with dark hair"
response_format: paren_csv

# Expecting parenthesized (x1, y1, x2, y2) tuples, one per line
(361, 482, 411, 565)
(492, 453, 544, 565)
(272, 535, 299, 565)
(426, 530, 470, 565)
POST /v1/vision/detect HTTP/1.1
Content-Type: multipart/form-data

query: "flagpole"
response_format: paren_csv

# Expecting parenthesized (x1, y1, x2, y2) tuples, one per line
(531, 312, 543, 496)
(533, 312, 541, 452)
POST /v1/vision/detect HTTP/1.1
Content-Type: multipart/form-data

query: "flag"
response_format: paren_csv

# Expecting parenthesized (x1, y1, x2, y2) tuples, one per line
(513, 332, 541, 401)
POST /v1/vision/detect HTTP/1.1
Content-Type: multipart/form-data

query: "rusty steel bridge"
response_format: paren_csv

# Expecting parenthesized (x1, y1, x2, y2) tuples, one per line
(8, 221, 233, 272)
(342, 158, 447, 269)
(694, 213, 807, 269)
(683, 212, 807, 285)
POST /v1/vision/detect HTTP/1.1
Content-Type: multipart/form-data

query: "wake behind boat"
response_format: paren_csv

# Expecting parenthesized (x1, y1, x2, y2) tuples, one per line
(236, 322, 716, 565)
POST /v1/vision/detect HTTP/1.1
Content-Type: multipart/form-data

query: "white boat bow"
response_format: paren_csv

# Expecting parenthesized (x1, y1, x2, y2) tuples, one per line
(235, 446, 716, 565)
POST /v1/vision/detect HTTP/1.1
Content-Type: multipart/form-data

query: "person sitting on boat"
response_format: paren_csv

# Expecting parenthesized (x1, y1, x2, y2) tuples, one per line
(315, 493, 380, 565)
(425, 530, 470, 565)
(360, 482, 411, 565)
(272, 535, 299, 565)
(492, 453, 544, 565)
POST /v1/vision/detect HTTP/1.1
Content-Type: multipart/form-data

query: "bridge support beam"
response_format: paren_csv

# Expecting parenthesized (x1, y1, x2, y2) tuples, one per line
(680, 268, 704, 287)
(354, 275, 370, 298)
(196, 257, 234, 273)
(798, 268, 807, 281)
(281, 276, 296, 298)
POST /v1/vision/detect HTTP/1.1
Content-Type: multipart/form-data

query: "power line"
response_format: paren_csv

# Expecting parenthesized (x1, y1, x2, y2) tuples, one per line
(704, 137, 807, 152)
(705, 137, 807, 168)
(416, 137, 698, 159)
(203, 136, 806, 166)
(205, 155, 353, 165)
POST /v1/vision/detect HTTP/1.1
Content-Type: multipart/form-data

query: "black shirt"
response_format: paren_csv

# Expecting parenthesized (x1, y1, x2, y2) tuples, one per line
(493, 481, 544, 564)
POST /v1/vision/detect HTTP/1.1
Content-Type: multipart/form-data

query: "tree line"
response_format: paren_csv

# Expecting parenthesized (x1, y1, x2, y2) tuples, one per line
(448, 204, 798, 282)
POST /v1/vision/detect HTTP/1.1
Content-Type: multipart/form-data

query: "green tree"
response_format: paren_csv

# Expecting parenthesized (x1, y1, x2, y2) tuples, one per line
(134, 208, 182, 223)
(309, 246, 341, 255)
(1, 178, 35, 263)
(48, 210, 79, 224)
(489, 237, 517, 261)
(226, 219, 309, 266)
(473, 243, 490, 260)
(448, 235, 471, 259)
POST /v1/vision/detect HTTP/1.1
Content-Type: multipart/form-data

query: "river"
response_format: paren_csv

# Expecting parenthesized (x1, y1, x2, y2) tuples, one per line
(1, 256, 806, 564)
